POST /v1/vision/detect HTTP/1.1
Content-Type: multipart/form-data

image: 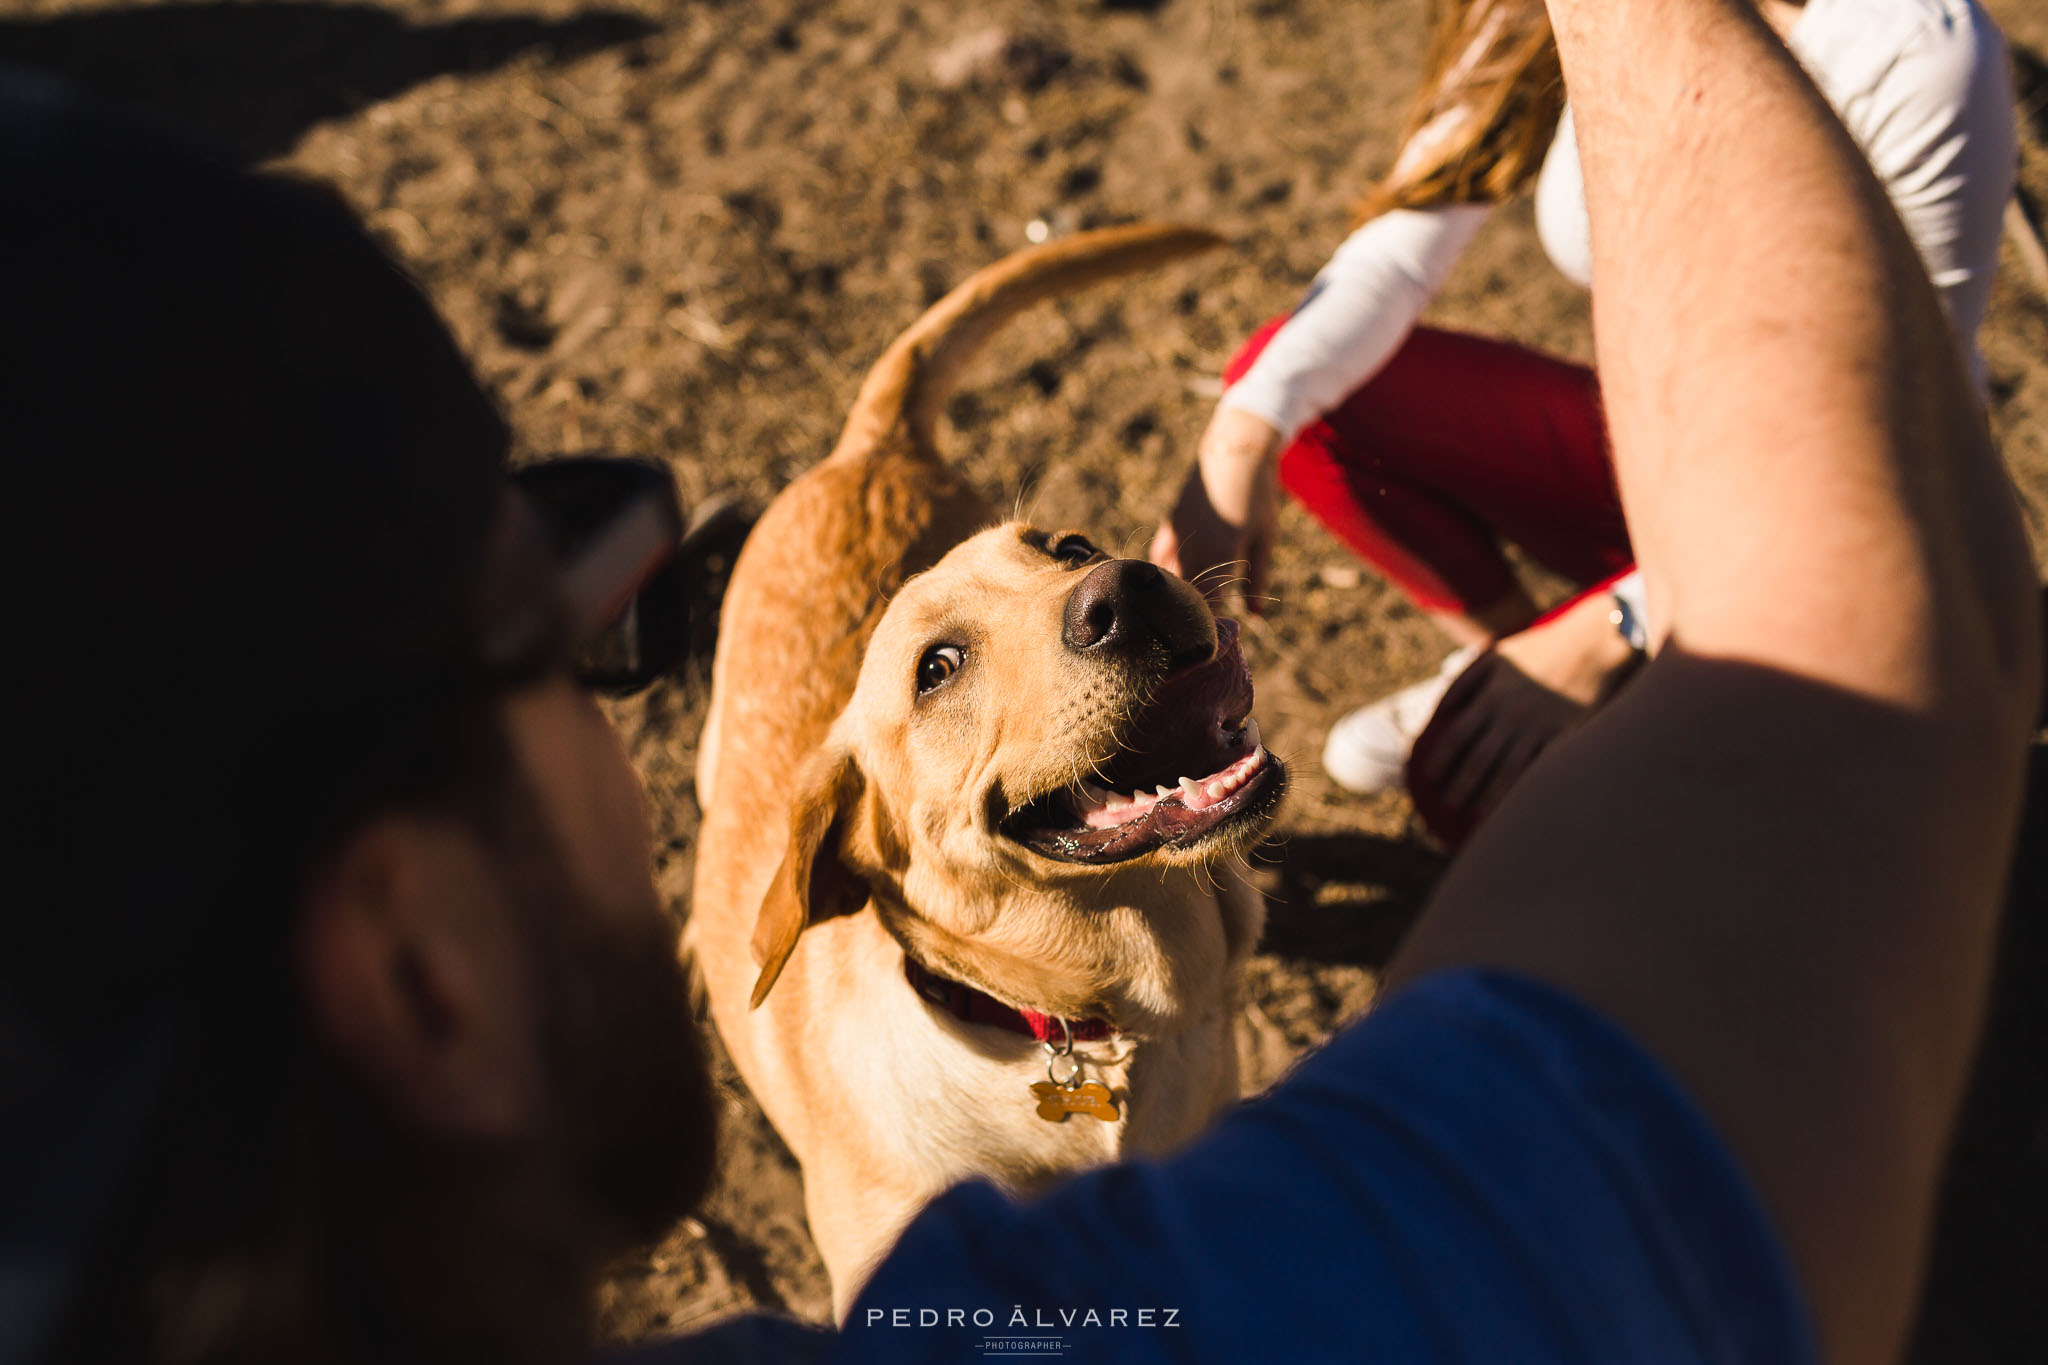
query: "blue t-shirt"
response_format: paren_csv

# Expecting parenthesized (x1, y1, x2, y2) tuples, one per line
(656, 970, 1816, 1364)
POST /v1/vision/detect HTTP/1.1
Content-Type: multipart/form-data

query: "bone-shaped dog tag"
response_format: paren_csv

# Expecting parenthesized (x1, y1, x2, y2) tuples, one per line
(1030, 1080, 1119, 1123)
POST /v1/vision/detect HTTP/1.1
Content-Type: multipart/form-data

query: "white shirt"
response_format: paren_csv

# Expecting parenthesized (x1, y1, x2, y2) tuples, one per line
(1224, 0, 2017, 441)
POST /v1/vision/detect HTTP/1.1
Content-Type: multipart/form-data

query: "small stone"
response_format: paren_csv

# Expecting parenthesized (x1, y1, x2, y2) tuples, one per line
(930, 27, 1073, 92)
(930, 27, 1009, 89)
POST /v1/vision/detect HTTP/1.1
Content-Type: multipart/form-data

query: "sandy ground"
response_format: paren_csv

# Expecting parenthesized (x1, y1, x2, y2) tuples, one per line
(6, 0, 2045, 1357)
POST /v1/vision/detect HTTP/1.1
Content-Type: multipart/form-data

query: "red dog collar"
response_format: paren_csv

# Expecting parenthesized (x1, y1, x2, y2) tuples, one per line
(903, 955, 1116, 1043)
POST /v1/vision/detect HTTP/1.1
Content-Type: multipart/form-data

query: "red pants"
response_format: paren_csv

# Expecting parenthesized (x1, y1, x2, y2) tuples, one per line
(1228, 317, 1632, 615)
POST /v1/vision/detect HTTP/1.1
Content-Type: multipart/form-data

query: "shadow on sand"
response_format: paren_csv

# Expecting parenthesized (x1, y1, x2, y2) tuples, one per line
(0, 1, 658, 163)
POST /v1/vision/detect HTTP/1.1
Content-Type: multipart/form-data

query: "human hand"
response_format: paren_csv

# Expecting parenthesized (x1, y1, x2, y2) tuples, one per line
(1406, 590, 1644, 842)
(1148, 406, 1282, 612)
(1405, 650, 1587, 846)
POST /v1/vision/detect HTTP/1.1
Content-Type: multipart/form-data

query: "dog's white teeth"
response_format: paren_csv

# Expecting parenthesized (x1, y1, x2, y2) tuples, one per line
(1154, 784, 1176, 801)
(1178, 776, 1202, 800)
(1080, 784, 1160, 830)
(1207, 779, 1230, 800)
(1243, 718, 1261, 750)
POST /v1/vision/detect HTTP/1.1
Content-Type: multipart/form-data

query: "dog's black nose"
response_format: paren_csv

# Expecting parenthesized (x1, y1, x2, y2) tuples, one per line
(1063, 558, 1217, 664)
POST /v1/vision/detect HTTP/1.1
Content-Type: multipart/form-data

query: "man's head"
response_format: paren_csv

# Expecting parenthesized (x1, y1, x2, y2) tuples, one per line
(2, 73, 710, 1363)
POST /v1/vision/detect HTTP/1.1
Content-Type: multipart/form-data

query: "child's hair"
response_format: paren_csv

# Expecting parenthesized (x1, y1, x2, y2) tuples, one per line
(1354, 0, 1565, 224)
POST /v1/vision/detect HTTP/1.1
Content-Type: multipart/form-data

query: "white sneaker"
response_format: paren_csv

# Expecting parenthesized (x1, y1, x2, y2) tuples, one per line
(1321, 645, 1481, 795)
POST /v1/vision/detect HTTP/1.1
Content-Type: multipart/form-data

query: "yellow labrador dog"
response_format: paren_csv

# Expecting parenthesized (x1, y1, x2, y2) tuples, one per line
(691, 224, 1286, 1313)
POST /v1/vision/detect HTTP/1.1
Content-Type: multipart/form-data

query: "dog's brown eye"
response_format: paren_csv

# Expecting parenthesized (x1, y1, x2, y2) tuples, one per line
(916, 644, 964, 694)
(1053, 534, 1101, 567)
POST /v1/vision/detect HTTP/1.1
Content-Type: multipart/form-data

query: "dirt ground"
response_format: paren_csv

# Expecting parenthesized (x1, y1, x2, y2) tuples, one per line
(8, 0, 2045, 1357)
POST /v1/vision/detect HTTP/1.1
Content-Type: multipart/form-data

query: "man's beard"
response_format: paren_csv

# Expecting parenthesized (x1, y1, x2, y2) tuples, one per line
(54, 764, 718, 1365)
(520, 844, 716, 1253)
(338, 814, 716, 1365)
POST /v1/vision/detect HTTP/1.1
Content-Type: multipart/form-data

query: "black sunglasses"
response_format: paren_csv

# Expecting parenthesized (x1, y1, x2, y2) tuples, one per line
(509, 457, 690, 696)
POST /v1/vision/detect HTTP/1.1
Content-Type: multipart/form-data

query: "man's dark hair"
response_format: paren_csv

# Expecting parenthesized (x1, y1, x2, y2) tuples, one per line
(5, 66, 513, 1033)
(0, 73, 710, 1365)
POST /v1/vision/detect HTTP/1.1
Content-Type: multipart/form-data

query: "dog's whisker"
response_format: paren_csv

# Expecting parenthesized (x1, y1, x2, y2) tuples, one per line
(1196, 562, 1249, 583)
(1187, 563, 1241, 588)
(1012, 473, 1039, 527)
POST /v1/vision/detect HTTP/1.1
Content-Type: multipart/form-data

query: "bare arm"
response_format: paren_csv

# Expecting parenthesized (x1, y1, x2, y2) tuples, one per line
(1384, 4, 2038, 1364)
(1151, 204, 1486, 609)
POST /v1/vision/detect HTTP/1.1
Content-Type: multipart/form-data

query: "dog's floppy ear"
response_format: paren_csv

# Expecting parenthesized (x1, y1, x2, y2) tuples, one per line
(750, 747, 870, 1007)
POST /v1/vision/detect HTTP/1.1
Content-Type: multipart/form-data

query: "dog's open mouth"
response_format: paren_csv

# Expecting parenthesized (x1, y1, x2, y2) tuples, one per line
(1001, 620, 1287, 864)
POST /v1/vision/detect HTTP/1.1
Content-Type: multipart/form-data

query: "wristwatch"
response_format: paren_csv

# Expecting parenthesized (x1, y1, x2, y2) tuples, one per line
(1608, 575, 1650, 653)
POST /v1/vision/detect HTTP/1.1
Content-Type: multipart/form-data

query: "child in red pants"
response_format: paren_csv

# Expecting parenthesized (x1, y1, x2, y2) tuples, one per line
(1151, 0, 2012, 840)
(1229, 316, 1627, 624)
(1163, 315, 1650, 838)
